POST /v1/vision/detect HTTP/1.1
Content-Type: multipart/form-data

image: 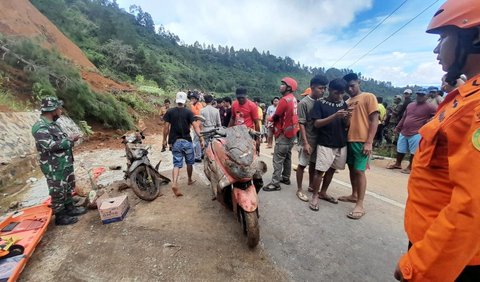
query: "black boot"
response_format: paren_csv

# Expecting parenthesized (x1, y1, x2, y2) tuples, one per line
(65, 204, 87, 216)
(55, 211, 78, 226)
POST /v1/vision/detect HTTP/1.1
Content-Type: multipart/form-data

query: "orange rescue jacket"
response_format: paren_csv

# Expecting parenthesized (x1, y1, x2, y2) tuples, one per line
(399, 74, 480, 281)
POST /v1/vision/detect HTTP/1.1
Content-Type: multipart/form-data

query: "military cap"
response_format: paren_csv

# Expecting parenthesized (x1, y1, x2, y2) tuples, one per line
(41, 96, 63, 112)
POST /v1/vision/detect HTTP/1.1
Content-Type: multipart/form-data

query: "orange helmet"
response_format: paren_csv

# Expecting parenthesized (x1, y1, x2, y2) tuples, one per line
(281, 77, 298, 92)
(427, 0, 480, 86)
(301, 87, 312, 96)
(427, 0, 480, 33)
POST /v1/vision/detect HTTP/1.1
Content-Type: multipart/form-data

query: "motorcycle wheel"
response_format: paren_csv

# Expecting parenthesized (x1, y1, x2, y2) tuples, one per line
(130, 165, 161, 201)
(240, 208, 260, 248)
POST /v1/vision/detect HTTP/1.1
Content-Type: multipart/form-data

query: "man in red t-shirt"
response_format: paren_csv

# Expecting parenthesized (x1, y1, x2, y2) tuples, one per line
(228, 87, 260, 131)
(263, 77, 299, 191)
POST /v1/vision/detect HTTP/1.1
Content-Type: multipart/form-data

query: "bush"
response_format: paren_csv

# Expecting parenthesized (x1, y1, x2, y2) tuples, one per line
(118, 92, 155, 115)
(0, 35, 134, 129)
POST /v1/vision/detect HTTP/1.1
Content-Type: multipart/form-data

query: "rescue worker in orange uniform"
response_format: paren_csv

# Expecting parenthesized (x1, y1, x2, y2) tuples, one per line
(394, 1, 480, 281)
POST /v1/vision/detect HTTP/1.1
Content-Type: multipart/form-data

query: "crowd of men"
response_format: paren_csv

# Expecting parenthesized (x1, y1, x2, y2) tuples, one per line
(156, 74, 458, 220)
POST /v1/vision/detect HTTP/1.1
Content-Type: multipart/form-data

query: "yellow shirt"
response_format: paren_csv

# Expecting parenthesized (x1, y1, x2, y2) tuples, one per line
(257, 107, 263, 121)
(378, 104, 386, 124)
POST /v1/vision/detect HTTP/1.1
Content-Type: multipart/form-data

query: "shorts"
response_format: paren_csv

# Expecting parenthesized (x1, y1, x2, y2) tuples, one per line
(315, 145, 347, 172)
(267, 127, 274, 138)
(172, 139, 195, 168)
(261, 125, 267, 135)
(397, 133, 421, 154)
(347, 142, 369, 172)
(298, 145, 317, 167)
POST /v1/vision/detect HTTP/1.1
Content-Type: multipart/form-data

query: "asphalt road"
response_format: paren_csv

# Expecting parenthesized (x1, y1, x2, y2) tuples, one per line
(189, 141, 409, 281)
(255, 145, 409, 281)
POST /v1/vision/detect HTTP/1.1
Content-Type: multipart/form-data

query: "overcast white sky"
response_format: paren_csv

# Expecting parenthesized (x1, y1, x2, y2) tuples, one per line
(116, 0, 445, 87)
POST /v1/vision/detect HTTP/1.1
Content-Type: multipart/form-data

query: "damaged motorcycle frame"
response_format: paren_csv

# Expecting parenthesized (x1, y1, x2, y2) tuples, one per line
(122, 130, 170, 201)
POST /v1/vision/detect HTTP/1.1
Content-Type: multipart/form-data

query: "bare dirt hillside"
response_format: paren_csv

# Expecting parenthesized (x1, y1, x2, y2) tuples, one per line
(0, 0, 132, 92)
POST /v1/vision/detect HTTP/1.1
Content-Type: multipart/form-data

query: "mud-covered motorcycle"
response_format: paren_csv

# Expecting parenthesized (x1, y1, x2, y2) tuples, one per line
(122, 130, 170, 201)
(202, 125, 267, 248)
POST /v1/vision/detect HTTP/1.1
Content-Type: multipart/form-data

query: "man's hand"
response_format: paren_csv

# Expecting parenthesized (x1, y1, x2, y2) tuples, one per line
(363, 142, 373, 156)
(304, 143, 312, 155)
(394, 127, 400, 134)
(394, 263, 404, 281)
(335, 110, 349, 119)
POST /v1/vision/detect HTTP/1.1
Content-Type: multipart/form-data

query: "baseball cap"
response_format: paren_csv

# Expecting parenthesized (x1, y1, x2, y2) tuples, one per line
(416, 88, 428, 95)
(394, 95, 402, 100)
(403, 89, 413, 94)
(40, 96, 63, 112)
(235, 87, 247, 98)
(427, 86, 439, 92)
(176, 92, 187, 104)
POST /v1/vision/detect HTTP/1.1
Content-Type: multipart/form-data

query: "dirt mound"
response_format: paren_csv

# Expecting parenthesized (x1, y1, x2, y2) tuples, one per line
(0, 0, 133, 93)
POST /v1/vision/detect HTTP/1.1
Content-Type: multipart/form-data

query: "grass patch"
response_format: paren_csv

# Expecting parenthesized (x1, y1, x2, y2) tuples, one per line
(0, 89, 31, 111)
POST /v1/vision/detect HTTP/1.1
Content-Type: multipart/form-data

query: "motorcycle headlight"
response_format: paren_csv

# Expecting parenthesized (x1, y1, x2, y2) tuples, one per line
(126, 135, 137, 143)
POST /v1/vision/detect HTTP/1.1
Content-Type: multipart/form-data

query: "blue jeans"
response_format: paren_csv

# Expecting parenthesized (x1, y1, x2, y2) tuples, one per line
(172, 139, 195, 168)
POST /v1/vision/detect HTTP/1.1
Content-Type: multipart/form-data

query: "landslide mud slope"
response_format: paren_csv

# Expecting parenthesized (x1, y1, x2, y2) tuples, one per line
(0, 0, 132, 92)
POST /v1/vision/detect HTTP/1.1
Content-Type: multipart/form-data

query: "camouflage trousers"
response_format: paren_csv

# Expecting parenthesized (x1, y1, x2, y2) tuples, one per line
(45, 166, 75, 214)
(383, 123, 399, 145)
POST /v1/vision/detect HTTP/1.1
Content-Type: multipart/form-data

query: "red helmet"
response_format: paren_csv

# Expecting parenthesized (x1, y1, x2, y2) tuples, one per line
(281, 77, 298, 92)
(427, 0, 480, 33)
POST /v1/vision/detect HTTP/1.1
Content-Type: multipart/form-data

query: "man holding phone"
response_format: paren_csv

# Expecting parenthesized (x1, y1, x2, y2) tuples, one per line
(338, 73, 379, 220)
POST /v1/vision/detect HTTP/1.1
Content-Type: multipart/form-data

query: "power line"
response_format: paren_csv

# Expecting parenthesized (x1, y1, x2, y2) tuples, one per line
(347, 0, 440, 68)
(330, 0, 409, 68)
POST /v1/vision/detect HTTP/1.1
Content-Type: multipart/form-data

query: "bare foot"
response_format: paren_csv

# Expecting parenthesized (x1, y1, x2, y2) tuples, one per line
(172, 186, 183, 197)
(188, 179, 197, 185)
(338, 195, 357, 203)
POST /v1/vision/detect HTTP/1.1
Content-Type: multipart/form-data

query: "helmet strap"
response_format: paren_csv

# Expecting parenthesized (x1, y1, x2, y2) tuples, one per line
(446, 28, 480, 86)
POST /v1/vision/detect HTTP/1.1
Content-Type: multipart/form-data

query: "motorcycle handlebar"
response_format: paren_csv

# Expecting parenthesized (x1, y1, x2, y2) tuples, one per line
(201, 128, 218, 136)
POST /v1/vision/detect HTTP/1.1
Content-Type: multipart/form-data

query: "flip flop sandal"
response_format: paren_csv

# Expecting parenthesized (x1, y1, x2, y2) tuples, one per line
(347, 211, 365, 220)
(296, 191, 309, 202)
(307, 187, 314, 193)
(263, 183, 281, 192)
(319, 195, 338, 204)
(338, 196, 357, 203)
(309, 202, 319, 211)
(401, 169, 411, 174)
(386, 164, 402, 169)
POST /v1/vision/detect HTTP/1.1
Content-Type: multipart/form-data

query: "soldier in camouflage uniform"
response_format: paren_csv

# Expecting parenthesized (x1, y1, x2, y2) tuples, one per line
(32, 97, 87, 225)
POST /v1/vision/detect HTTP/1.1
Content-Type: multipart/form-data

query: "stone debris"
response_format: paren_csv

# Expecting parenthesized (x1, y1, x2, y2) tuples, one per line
(26, 177, 38, 184)
(9, 201, 20, 209)
(108, 165, 122, 170)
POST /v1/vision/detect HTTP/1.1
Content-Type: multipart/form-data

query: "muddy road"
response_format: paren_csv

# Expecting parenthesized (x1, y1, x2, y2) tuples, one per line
(8, 135, 409, 281)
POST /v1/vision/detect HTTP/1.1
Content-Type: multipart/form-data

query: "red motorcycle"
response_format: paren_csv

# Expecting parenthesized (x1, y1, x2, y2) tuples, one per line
(202, 125, 267, 248)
